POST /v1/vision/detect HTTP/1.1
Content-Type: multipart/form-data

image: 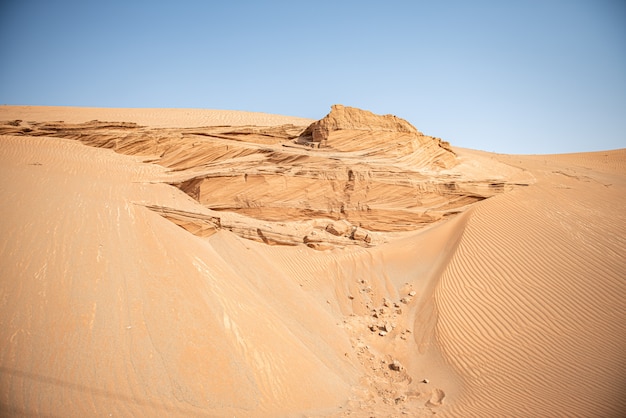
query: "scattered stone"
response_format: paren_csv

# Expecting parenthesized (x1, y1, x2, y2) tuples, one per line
(303, 234, 334, 250)
(303, 234, 320, 243)
(305, 241, 334, 251)
(326, 221, 350, 237)
(389, 359, 403, 371)
(351, 227, 369, 242)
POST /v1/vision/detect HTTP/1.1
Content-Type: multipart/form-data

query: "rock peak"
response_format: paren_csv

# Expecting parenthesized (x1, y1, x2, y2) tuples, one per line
(295, 105, 456, 169)
(299, 105, 421, 145)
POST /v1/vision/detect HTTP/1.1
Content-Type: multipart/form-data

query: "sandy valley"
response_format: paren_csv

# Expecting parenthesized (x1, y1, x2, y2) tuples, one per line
(1, 105, 624, 417)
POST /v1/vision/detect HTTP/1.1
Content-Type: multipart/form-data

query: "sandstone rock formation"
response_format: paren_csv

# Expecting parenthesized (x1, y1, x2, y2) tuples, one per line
(298, 104, 421, 143)
(0, 106, 521, 248)
(297, 104, 455, 169)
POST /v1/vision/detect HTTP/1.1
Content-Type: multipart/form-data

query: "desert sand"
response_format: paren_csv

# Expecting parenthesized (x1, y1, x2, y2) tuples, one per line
(0, 105, 624, 417)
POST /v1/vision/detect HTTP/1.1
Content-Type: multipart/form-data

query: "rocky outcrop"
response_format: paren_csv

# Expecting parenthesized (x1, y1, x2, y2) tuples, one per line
(296, 105, 456, 169)
(298, 104, 421, 145)
(0, 110, 527, 249)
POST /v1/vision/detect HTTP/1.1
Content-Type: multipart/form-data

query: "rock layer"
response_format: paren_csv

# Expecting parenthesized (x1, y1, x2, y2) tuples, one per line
(297, 104, 455, 169)
(0, 106, 524, 248)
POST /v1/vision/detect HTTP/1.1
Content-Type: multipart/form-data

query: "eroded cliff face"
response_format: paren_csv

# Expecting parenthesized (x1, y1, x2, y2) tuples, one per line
(0, 106, 524, 249)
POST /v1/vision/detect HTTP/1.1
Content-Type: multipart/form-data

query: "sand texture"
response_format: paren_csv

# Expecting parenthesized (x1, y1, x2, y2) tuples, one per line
(0, 105, 625, 417)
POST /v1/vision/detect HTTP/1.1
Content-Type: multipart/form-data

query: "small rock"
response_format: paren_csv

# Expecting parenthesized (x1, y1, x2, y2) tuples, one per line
(389, 360, 403, 371)
(305, 241, 333, 251)
(326, 221, 350, 237)
(351, 227, 369, 242)
(421, 378, 429, 384)
(383, 322, 394, 332)
(303, 233, 323, 244)
(379, 330, 387, 336)
(409, 290, 417, 296)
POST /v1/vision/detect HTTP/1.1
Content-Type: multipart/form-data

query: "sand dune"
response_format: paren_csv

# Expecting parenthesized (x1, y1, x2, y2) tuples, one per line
(436, 151, 626, 416)
(0, 105, 314, 128)
(0, 106, 624, 417)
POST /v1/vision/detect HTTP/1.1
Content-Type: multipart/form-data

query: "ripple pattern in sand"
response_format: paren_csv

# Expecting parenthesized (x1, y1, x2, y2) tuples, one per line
(434, 176, 626, 417)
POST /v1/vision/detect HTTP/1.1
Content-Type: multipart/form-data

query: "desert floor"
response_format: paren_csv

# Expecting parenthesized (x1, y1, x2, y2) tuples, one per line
(1, 105, 625, 417)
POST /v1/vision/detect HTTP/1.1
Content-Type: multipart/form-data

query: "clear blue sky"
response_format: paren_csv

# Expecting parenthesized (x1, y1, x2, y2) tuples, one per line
(1, 0, 624, 154)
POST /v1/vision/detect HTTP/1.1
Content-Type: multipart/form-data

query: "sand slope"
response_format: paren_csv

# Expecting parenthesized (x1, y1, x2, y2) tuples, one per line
(0, 105, 314, 128)
(0, 135, 357, 417)
(436, 150, 626, 417)
(0, 106, 625, 417)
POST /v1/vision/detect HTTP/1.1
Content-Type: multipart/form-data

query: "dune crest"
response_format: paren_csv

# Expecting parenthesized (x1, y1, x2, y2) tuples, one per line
(0, 106, 624, 417)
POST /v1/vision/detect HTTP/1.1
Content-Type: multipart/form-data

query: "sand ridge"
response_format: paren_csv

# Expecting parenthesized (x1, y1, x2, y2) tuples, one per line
(0, 105, 624, 417)
(435, 151, 626, 416)
(0, 105, 314, 128)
